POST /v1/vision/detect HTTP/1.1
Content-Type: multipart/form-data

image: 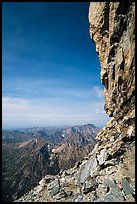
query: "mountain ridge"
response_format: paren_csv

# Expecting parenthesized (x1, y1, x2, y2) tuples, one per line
(2, 124, 99, 202)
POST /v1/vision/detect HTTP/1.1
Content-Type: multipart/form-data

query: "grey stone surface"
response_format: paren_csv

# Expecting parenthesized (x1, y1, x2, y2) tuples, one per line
(122, 178, 133, 195)
(78, 154, 98, 184)
(47, 179, 59, 190)
(105, 179, 118, 190)
(83, 178, 98, 193)
(49, 185, 60, 197)
(103, 189, 125, 202)
(53, 190, 66, 200)
(93, 188, 125, 202)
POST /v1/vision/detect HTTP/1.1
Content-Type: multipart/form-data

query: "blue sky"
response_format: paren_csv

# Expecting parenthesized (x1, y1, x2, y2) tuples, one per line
(2, 2, 109, 129)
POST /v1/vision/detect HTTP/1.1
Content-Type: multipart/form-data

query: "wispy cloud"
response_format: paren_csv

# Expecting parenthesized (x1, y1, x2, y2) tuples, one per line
(93, 86, 104, 98)
(3, 77, 105, 100)
(2, 96, 109, 129)
(2, 3, 109, 129)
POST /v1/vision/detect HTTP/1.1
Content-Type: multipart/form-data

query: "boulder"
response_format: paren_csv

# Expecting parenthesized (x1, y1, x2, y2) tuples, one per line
(48, 185, 60, 197)
(82, 177, 98, 193)
(78, 154, 98, 184)
(47, 179, 61, 198)
(47, 179, 59, 190)
(53, 190, 66, 200)
(97, 149, 108, 165)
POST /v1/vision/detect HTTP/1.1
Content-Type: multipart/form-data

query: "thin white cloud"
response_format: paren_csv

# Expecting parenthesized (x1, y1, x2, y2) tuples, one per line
(95, 108, 105, 114)
(2, 96, 110, 129)
(93, 86, 104, 98)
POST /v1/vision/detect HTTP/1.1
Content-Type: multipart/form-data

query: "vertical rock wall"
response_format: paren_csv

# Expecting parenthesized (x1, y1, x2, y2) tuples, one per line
(89, 2, 135, 118)
(87, 2, 135, 202)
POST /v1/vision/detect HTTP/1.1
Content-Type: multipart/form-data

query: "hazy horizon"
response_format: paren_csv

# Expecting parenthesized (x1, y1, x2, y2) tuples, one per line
(3, 123, 105, 131)
(2, 2, 109, 129)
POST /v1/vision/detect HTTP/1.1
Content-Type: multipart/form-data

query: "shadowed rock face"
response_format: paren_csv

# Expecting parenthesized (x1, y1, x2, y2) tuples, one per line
(14, 2, 135, 202)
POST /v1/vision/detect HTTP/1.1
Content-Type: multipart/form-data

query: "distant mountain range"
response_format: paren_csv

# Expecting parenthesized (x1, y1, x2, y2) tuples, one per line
(2, 124, 100, 202)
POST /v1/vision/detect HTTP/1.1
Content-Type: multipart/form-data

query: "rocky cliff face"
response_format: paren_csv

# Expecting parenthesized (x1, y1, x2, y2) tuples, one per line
(15, 2, 135, 202)
(89, 2, 135, 119)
